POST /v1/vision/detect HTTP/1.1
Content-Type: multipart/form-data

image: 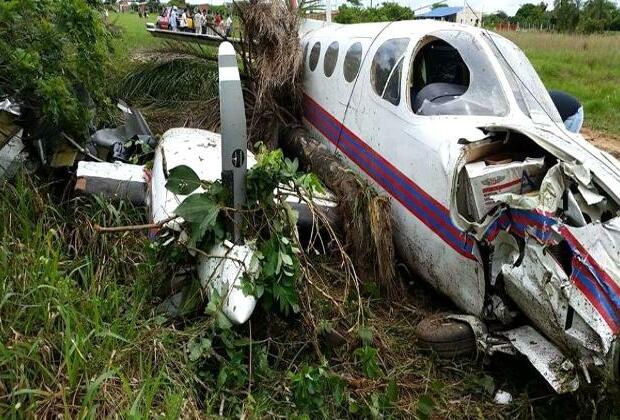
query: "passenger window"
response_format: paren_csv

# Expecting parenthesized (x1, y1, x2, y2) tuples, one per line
(343, 42, 362, 82)
(309, 42, 321, 71)
(323, 41, 339, 77)
(370, 38, 409, 105)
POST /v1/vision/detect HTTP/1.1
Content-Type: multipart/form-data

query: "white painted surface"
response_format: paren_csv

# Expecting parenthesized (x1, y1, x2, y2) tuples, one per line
(149, 128, 256, 230)
(77, 161, 145, 182)
(197, 241, 259, 325)
(503, 326, 579, 393)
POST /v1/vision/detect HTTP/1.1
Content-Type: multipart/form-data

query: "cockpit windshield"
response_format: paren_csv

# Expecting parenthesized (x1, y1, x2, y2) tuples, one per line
(481, 32, 563, 124)
(409, 30, 508, 117)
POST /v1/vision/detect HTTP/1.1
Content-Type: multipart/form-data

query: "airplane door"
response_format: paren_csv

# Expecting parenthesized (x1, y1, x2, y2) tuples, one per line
(340, 34, 486, 316)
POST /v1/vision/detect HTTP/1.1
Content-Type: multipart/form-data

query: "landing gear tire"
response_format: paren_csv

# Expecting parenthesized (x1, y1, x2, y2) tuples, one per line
(415, 314, 476, 358)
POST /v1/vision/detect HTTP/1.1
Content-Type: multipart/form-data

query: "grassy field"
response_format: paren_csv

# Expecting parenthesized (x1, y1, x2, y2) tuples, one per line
(502, 31, 620, 136)
(109, 10, 164, 52)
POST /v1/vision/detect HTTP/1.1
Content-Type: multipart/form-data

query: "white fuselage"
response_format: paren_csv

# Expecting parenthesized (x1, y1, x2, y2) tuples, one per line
(299, 19, 620, 382)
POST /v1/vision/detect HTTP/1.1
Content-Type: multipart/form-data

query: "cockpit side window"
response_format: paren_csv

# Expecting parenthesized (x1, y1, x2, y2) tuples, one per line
(371, 38, 409, 106)
(408, 32, 508, 117)
(411, 39, 470, 95)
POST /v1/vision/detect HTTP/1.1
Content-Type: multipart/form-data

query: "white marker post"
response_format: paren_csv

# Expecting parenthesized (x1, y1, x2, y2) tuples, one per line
(218, 42, 247, 244)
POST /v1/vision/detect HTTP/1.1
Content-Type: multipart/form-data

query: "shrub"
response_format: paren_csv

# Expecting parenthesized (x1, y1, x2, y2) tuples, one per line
(0, 0, 114, 151)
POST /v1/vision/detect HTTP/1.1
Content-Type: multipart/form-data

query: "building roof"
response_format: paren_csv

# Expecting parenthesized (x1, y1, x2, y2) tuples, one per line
(417, 6, 463, 18)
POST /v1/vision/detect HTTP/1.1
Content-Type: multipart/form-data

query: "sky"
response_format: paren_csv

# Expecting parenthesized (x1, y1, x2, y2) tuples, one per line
(341, 0, 620, 16)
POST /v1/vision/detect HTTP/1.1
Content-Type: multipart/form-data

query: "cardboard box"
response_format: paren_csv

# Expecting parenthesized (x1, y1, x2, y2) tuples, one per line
(465, 157, 545, 220)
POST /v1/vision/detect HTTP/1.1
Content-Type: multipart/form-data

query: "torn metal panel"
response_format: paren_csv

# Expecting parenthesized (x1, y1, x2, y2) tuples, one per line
(0, 130, 28, 180)
(75, 161, 147, 204)
(279, 184, 340, 232)
(502, 326, 579, 393)
(502, 238, 571, 345)
(560, 221, 620, 345)
(90, 101, 155, 162)
(565, 190, 587, 227)
(197, 240, 259, 325)
(0, 98, 20, 116)
(489, 230, 519, 285)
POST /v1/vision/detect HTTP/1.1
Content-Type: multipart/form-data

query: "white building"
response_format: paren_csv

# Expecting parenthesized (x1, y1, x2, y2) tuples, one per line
(415, 6, 482, 27)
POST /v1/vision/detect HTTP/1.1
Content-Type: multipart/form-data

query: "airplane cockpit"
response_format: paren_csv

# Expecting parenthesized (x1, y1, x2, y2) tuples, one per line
(406, 32, 508, 118)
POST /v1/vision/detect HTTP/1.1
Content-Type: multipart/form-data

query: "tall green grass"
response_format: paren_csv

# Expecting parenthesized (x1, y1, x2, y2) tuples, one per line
(504, 31, 620, 136)
(109, 10, 164, 53)
(0, 175, 202, 417)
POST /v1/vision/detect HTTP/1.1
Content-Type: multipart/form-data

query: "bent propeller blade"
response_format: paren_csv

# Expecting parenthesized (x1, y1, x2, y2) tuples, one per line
(218, 41, 247, 244)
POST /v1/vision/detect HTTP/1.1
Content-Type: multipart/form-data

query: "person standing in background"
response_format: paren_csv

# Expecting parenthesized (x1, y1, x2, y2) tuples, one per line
(193, 8, 203, 35)
(549, 90, 584, 134)
(170, 6, 178, 32)
(206, 11, 214, 36)
(201, 9, 208, 35)
(180, 8, 188, 31)
(214, 12, 222, 34)
(225, 15, 232, 37)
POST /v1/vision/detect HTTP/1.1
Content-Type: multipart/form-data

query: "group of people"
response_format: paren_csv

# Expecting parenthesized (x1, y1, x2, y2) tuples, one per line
(167, 6, 233, 37)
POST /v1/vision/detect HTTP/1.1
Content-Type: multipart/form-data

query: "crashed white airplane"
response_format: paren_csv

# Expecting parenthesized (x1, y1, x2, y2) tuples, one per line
(297, 19, 620, 392)
(140, 16, 620, 392)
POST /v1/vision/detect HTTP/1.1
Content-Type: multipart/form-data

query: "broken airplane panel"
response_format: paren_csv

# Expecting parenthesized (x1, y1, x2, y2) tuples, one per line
(299, 19, 620, 391)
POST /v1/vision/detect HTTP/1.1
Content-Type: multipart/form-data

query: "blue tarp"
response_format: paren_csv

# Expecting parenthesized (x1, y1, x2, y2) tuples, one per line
(417, 6, 463, 18)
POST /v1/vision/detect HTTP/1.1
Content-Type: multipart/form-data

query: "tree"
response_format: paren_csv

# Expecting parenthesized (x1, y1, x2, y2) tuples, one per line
(431, 2, 446, 9)
(514, 2, 550, 27)
(579, 0, 619, 32)
(376, 2, 414, 21)
(554, 0, 581, 31)
(483, 10, 509, 27)
(334, 2, 414, 24)
(0, 0, 114, 154)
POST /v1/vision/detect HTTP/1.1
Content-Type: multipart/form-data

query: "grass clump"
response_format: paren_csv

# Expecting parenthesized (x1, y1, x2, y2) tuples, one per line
(0, 175, 202, 417)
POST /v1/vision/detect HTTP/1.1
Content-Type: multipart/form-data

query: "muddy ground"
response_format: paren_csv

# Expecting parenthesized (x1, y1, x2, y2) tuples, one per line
(582, 127, 620, 158)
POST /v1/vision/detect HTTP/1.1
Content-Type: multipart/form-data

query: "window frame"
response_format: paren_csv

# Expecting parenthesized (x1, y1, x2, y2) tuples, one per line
(406, 32, 510, 118)
(380, 56, 405, 106)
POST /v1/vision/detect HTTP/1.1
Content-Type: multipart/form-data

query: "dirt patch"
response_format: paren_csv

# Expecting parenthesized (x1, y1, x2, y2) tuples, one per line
(582, 127, 620, 159)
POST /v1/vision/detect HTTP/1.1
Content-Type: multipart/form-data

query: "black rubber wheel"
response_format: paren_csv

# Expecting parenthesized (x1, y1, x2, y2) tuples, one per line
(415, 315, 476, 358)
